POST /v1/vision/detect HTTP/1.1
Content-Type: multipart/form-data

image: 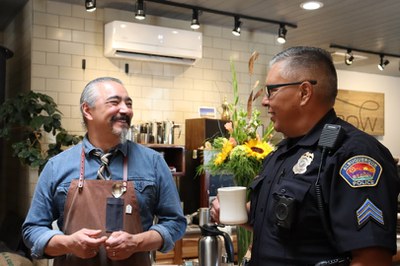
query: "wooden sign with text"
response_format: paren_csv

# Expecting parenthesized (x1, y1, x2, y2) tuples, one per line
(335, 89, 384, 136)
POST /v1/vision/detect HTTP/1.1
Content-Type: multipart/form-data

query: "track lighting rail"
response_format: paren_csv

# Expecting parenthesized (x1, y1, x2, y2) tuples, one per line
(330, 43, 400, 71)
(144, 0, 297, 29)
(330, 44, 400, 59)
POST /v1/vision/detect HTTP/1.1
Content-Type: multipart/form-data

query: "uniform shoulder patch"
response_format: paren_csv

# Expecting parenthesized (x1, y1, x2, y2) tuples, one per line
(339, 155, 382, 188)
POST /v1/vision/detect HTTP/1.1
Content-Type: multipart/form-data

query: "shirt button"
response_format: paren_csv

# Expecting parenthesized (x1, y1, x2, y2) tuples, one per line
(280, 188, 286, 193)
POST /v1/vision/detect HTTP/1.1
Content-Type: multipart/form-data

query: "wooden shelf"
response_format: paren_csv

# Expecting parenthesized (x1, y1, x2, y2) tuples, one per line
(145, 144, 185, 176)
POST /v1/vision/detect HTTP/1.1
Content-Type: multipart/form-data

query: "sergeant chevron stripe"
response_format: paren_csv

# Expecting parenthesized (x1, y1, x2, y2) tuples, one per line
(356, 198, 384, 227)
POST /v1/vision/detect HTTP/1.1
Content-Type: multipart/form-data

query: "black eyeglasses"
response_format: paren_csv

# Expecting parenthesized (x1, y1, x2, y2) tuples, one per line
(265, 80, 317, 98)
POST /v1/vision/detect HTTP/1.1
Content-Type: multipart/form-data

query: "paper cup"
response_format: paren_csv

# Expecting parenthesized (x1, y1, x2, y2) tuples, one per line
(218, 186, 248, 225)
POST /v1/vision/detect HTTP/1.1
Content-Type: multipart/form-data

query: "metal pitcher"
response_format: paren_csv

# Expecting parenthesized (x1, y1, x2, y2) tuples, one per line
(151, 121, 164, 144)
(163, 120, 181, 144)
(198, 224, 234, 266)
(198, 208, 234, 266)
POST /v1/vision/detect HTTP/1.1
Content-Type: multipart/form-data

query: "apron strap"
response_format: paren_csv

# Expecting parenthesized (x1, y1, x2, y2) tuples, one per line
(78, 148, 85, 190)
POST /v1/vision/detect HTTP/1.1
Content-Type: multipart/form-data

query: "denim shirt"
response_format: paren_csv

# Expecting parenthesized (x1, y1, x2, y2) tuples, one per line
(22, 136, 186, 259)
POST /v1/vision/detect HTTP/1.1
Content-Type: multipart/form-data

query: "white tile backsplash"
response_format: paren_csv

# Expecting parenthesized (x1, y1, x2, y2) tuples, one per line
(33, 25, 46, 38)
(32, 64, 59, 78)
(59, 66, 84, 80)
(33, 38, 59, 52)
(33, 12, 59, 27)
(47, 27, 72, 41)
(47, 52, 72, 66)
(59, 16, 84, 30)
(46, 78, 72, 92)
(59, 41, 84, 55)
(46, 1, 71, 16)
(8, 2, 280, 194)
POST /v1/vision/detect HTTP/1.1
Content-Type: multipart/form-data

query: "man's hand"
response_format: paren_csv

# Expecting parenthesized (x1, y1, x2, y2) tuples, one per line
(105, 231, 140, 260)
(104, 230, 163, 260)
(45, 228, 107, 258)
(67, 228, 108, 258)
(210, 198, 221, 224)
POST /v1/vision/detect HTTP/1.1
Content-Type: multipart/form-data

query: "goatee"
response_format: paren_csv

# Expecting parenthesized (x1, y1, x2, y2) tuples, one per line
(117, 127, 129, 144)
(110, 114, 131, 144)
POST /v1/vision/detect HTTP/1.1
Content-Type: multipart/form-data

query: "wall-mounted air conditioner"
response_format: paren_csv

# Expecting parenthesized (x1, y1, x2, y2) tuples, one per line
(104, 20, 202, 65)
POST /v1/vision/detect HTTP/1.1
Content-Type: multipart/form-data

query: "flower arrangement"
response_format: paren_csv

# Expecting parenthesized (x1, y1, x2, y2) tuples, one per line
(201, 52, 275, 189)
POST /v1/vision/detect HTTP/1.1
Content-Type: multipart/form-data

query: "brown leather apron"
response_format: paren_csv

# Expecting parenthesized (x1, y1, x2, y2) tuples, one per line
(54, 149, 151, 266)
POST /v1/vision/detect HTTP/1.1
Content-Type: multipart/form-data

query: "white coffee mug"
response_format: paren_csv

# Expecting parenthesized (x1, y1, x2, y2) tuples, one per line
(218, 186, 248, 225)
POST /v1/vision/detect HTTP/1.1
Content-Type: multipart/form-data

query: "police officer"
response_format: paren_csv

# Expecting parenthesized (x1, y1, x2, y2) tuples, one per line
(210, 46, 400, 265)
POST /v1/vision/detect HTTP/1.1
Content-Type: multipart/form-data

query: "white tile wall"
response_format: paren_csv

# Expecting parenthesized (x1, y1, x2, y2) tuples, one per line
(5, 0, 280, 201)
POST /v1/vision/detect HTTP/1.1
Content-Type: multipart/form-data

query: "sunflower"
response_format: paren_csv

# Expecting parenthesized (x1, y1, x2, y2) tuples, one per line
(245, 139, 274, 160)
(214, 138, 233, 166)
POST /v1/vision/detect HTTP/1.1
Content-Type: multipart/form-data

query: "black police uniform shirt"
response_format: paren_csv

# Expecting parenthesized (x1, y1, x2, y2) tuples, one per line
(249, 109, 400, 265)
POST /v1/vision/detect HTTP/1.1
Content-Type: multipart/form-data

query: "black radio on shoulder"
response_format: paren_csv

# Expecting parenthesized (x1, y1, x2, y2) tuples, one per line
(274, 195, 297, 230)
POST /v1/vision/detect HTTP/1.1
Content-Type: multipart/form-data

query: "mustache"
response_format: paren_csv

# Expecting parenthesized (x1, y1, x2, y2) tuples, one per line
(111, 114, 131, 125)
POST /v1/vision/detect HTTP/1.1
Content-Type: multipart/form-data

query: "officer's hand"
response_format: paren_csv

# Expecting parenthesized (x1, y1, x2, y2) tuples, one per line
(67, 228, 107, 259)
(105, 231, 137, 260)
(210, 197, 221, 224)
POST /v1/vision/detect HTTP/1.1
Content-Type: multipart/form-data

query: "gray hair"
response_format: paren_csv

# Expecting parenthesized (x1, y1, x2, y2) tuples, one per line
(80, 77, 124, 126)
(270, 46, 338, 105)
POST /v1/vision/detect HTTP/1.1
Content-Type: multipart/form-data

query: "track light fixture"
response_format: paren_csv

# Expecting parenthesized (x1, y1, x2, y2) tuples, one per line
(190, 9, 200, 30)
(378, 54, 390, 71)
(330, 44, 400, 72)
(345, 49, 354, 65)
(232, 16, 242, 36)
(135, 0, 146, 20)
(143, 0, 297, 37)
(277, 24, 287, 44)
(85, 0, 96, 12)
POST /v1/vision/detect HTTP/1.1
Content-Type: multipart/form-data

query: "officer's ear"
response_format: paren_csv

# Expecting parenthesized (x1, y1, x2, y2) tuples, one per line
(299, 81, 313, 106)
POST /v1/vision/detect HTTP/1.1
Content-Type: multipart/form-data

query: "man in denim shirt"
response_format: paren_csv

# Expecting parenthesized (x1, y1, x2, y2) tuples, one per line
(22, 77, 186, 265)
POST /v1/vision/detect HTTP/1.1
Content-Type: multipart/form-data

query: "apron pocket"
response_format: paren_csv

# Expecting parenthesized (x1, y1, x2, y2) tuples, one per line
(106, 197, 124, 232)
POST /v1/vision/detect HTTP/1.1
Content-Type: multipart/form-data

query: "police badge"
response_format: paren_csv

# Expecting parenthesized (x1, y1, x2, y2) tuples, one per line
(293, 152, 314, 174)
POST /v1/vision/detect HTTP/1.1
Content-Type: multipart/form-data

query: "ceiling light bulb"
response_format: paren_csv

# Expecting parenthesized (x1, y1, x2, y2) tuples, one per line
(232, 17, 241, 36)
(345, 55, 354, 65)
(378, 55, 389, 71)
(190, 9, 200, 30)
(345, 50, 354, 65)
(300, 1, 324, 10)
(277, 25, 287, 44)
(135, 0, 146, 20)
(85, 0, 96, 12)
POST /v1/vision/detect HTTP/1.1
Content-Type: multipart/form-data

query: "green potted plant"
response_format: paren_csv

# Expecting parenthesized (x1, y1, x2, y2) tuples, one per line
(0, 90, 82, 172)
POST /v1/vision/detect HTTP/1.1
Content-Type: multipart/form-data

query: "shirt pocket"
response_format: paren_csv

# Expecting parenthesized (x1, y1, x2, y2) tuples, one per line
(133, 179, 157, 212)
(272, 178, 311, 201)
(271, 178, 312, 231)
